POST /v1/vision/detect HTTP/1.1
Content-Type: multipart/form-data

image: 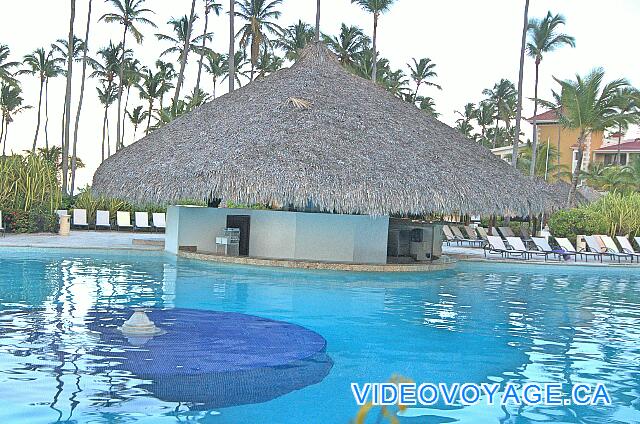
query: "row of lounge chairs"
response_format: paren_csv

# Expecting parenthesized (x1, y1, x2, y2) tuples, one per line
(484, 234, 640, 263)
(57, 209, 166, 232)
(442, 224, 531, 247)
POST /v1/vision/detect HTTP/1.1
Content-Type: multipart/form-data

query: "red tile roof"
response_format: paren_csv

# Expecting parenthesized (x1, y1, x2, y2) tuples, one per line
(527, 108, 559, 123)
(596, 139, 640, 151)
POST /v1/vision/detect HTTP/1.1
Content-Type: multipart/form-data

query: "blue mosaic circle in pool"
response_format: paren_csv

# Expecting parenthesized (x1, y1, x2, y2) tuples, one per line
(87, 308, 333, 408)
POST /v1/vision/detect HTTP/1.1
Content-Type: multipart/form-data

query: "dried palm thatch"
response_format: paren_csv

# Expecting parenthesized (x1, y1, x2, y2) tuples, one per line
(93, 43, 559, 216)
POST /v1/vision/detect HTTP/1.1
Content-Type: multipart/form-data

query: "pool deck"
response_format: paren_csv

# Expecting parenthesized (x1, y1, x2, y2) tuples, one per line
(0, 231, 165, 251)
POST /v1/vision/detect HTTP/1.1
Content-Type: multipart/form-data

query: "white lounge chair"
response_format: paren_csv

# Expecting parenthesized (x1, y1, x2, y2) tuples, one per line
(442, 225, 458, 245)
(134, 212, 151, 231)
(116, 211, 132, 231)
(554, 237, 600, 262)
(152, 212, 166, 231)
(72, 209, 89, 228)
(506, 236, 550, 261)
(451, 225, 484, 247)
(583, 235, 625, 263)
(531, 237, 574, 261)
(476, 227, 489, 240)
(95, 210, 111, 230)
(55, 209, 68, 219)
(616, 236, 640, 262)
(484, 235, 527, 259)
(598, 235, 632, 263)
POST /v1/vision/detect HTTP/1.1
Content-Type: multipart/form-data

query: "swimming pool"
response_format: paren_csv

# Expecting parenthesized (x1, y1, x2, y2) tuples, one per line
(0, 248, 638, 423)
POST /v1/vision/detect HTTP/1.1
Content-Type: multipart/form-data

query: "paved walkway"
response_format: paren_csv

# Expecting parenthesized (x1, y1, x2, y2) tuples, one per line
(0, 231, 165, 251)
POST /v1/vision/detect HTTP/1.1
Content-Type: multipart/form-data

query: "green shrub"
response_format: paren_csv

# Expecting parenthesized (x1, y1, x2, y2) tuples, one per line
(4, 209, 58, 233)
(548, 209, 609, 244)
(586, 192, 640, 238)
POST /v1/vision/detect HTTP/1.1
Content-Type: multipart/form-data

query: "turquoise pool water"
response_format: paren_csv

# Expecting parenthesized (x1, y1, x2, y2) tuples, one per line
(0, 248, 638, 423)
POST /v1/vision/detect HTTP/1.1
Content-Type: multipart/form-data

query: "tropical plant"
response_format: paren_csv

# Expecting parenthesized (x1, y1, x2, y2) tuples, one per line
(415, 95, 438, 118)
(0, 45, 19, 86)
(407, 57, 440, 101)
(195, 1, 223, 94)
(610, 88, 640, 165)
(120, 57, 143, 146)
(0, 84, 31, 155)
(516, 141, 567, 180)
(548, 208, 609, 244)
(96, 81, 117, 161)
(137, 68, 165, 134)
(475, 100, 495, 146)
(203, 51, 227, 98)
(154, 60, 176, 109)
(18, 48, 61, 151)
(234, 0, 284, 80)
(275, 20, 315, 62)
(126, 105, 146, 143)
(0, 153, 61, 214)
(185, 87, 211, 108)
(351, 0, 396, 81)
(323, 23, 369, 67)
(60, 0, 77, 195)
(255, 50, 283, 78)
(527, 11, 575, 175)
(100, 0, 156, 153)
(482, 79, 517, 148)
(455, 103, 476, 138)
(554, 68, 636, 206)
(223, 50, 249, 88)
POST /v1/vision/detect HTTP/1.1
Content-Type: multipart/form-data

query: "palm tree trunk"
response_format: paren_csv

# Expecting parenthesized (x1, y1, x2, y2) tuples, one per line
(44, 78, 50, 149)
(0, 114, 5, 153)
(511, 0, 529, 170)
(371, 12, 378, 81)
(492, 118, 499, 148)
(146, 100, 153, 134)
(71, 0, 92, 195)
(315, 0, 321, 42)
(121, 85, 130, 146)
(101, 105, 108, 162)
(568, 133, 585, 207)
(61, 0, 75, 195)
(557, 124, 561, 178)
(132, 124, 137, 144)
(529, 60, 540, 176)
(32, 77, 44, 152)
(2, 122, 8, 155)
(174, 0, 197, 108)
(195, 2, 210, 94)
(615, 124, 622, 166)
(106, 114, 111, 157)
(228, 0, 235, 92)
(213, 78, 217, 98)
(116, 25, 128, 153)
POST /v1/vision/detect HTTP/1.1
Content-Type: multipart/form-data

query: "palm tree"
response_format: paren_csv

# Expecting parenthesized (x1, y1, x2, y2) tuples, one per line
(407, 57, 440, 101)
(173, 0, 198, 108)
(228, 0, 235, 93)
(195, 1, 223, 94)
(255, 50, 283, 78)
(611, 88, 640, 165)
(511, 0, 529, 169)
(100, 0, 155, 153)
(0, 84, 31, 155)
(554, 69, 636, 205)
(475, 101, 495, 145)
(234, 0, 284, 81)
(455, 103, 476, 138)
(516, 141, 566, 180)
(71, 0, 94, 195)
(203, 51, 227, 98)
(120, 58, 143, 146)
(275, 20, 314, 62)
(223, 50, 249, 87)
(61, 0, 76, 195)
(415, 95, 438, 118)
(18, 48, 60, 152)
(97, 82, 117, 162)
(526, 11, 575, 175)
(483, 79, 517, 148)
(323, 24, 369, 67)
(154, 60, 176, 109)
(186, 87, 211, 108)
(351, 0, 396, 81)
(0, 45, 19, 86)
(137, 69, 164, 134)
(126, 105, 146, 143)
(52, 36, 84, 150)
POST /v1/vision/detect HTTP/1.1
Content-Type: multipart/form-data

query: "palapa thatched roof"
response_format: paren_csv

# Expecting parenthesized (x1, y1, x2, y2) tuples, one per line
(93, 43, 557, 216)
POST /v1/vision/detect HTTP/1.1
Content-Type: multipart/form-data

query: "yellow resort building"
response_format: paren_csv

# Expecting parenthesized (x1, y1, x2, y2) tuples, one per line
(526, 109, 605, 173)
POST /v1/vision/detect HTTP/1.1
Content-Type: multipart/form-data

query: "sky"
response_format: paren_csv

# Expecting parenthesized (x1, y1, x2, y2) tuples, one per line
(1, 0, 639, 190)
